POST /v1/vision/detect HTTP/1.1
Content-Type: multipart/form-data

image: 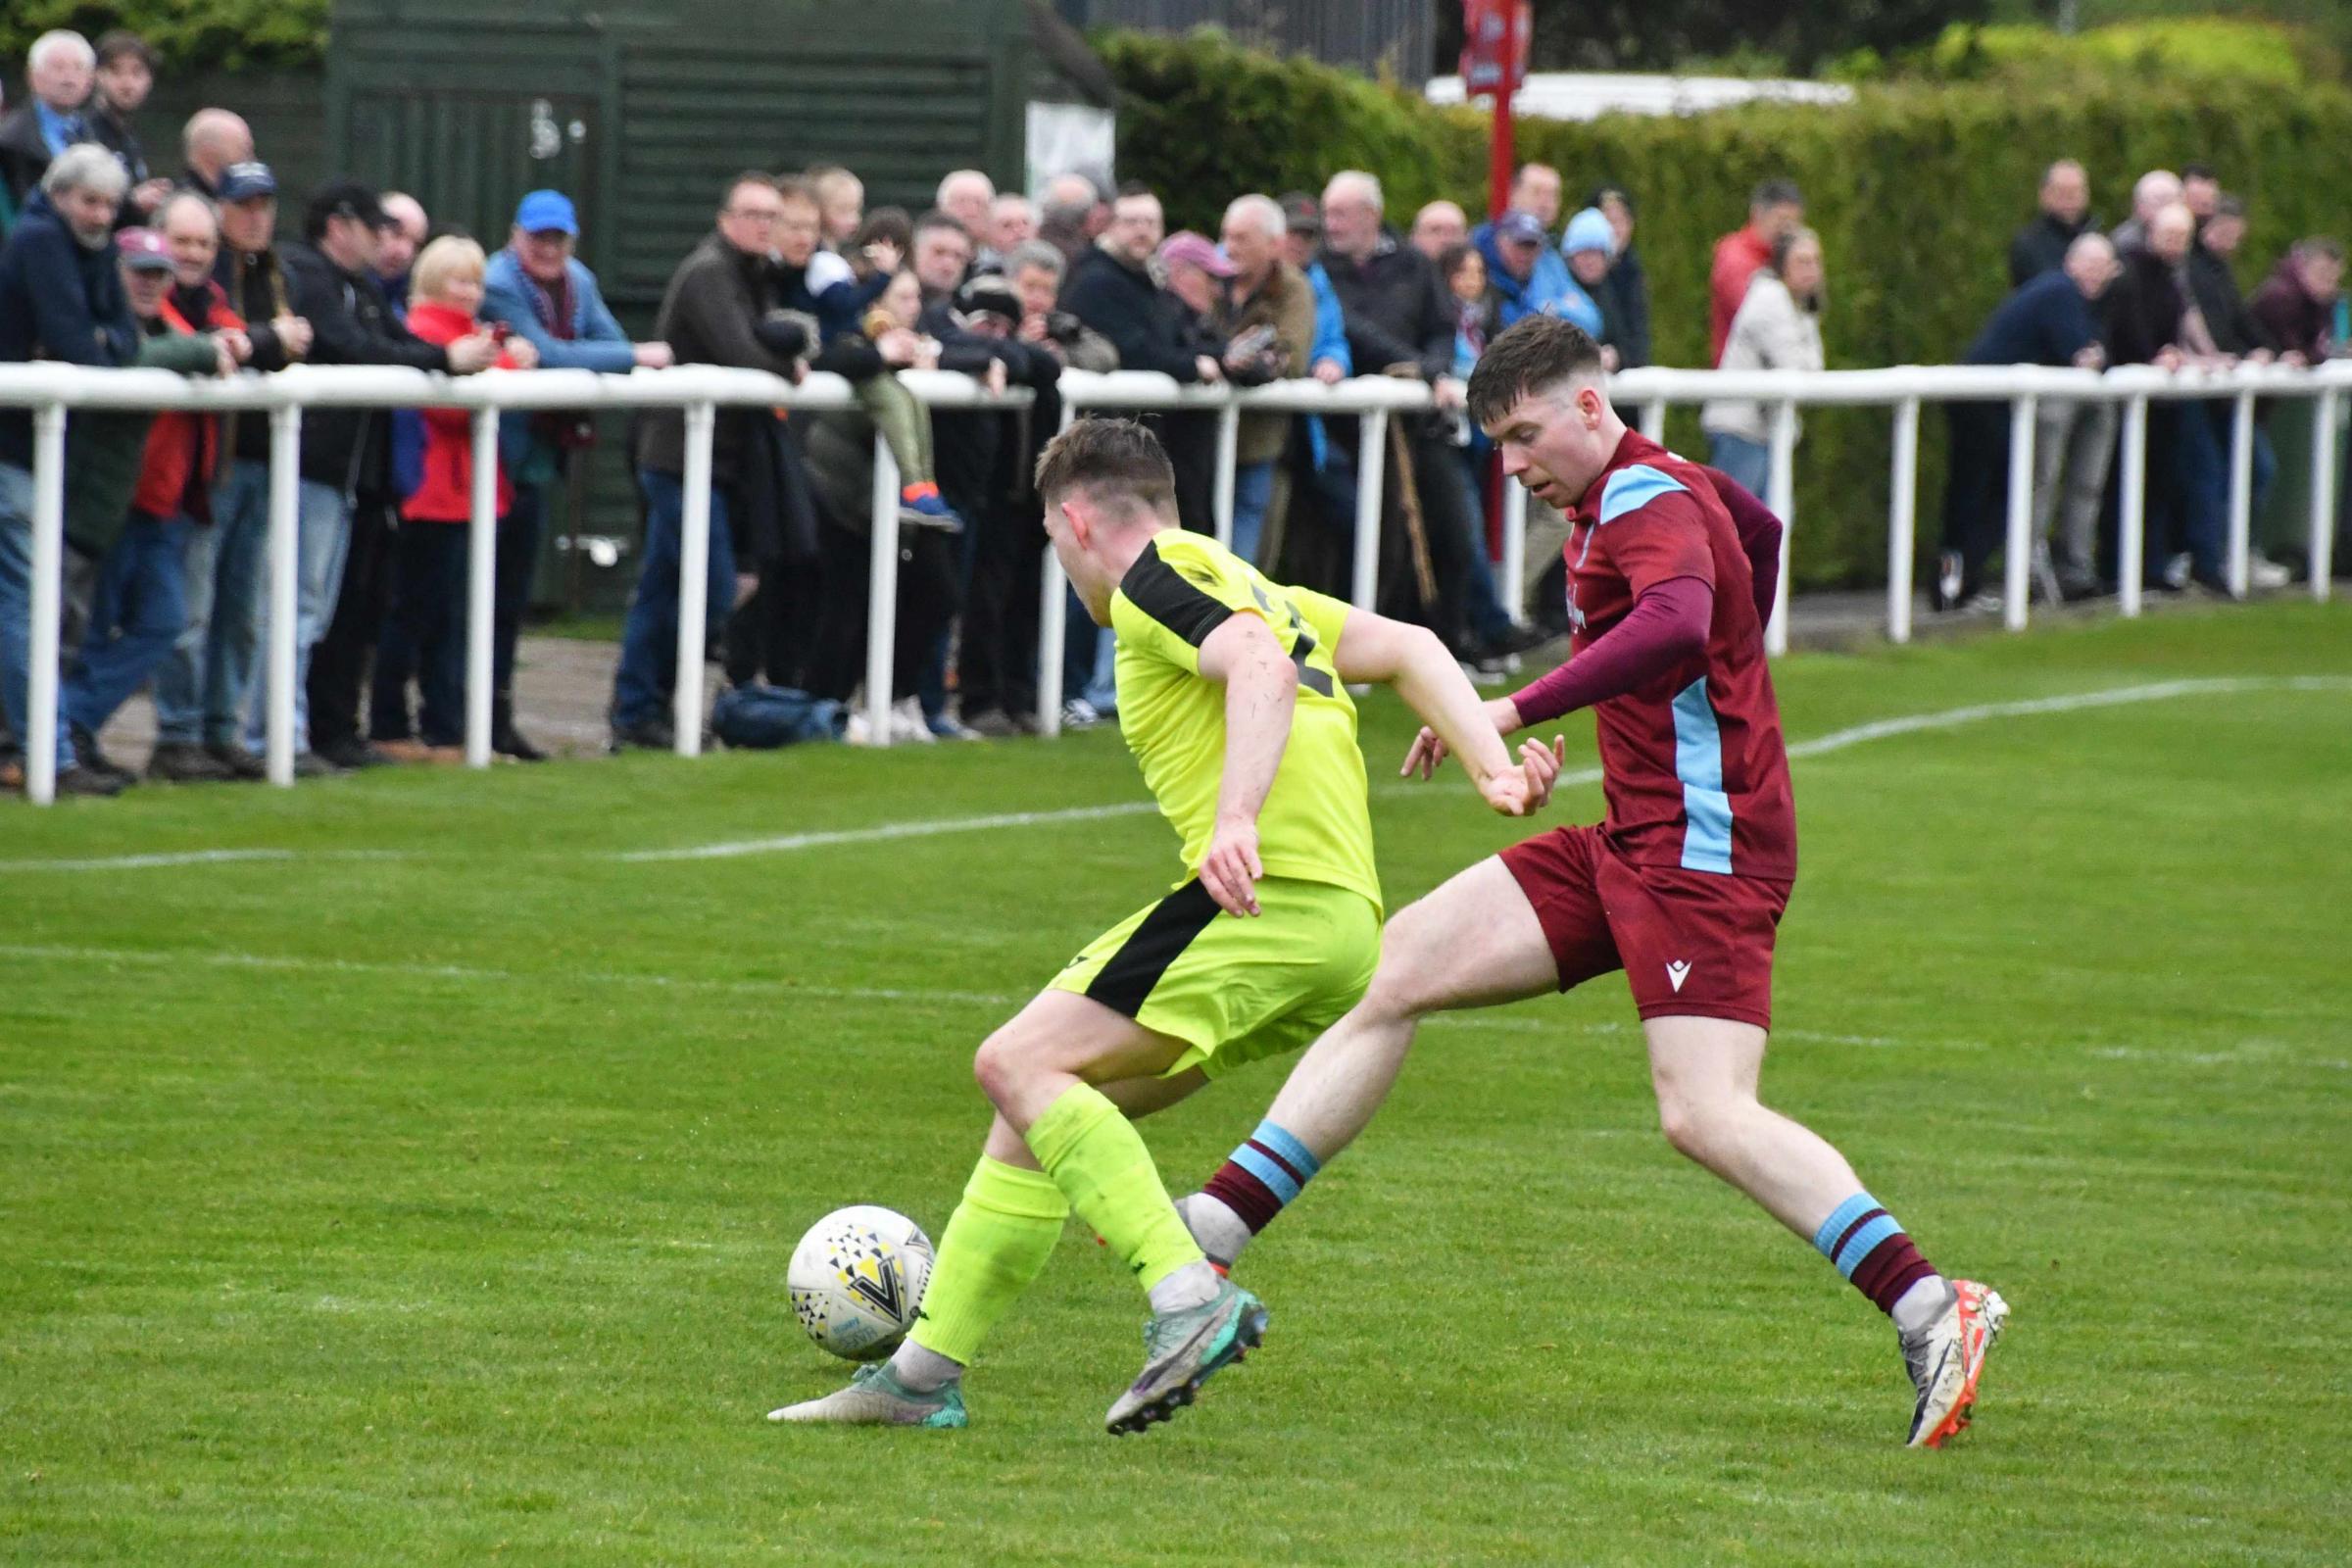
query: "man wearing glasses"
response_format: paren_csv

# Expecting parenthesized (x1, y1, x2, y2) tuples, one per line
(609, 172, 805, 752)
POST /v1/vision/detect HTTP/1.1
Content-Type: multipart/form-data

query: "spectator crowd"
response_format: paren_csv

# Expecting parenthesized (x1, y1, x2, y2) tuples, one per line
(1, 25, 2343, 796)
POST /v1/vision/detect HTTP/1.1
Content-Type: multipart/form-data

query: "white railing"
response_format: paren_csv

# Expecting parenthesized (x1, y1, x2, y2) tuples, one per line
(3, 357, 2341, 806)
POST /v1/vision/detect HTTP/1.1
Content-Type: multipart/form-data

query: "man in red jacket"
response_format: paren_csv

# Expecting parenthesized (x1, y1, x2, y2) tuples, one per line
(1708, 179, 1803, 367)
(61, 223, 240, 782)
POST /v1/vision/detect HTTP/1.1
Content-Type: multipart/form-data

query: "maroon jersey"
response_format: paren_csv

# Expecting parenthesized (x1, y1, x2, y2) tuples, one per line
(1562, 431, 1796, 881)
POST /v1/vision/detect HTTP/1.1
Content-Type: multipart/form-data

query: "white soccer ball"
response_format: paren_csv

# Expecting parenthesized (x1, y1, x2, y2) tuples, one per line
(787, 1205, 934, 1361)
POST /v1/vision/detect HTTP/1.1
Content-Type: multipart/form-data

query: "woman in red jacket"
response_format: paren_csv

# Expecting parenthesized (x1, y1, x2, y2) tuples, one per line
(370, 236, 537, 759)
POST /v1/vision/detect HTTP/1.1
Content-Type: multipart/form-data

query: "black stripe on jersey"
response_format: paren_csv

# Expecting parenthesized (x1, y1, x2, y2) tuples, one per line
(1085, 880, 1223, 1018)
(1249, 582, 1336, 698)
(1121, 540, 1233, 648)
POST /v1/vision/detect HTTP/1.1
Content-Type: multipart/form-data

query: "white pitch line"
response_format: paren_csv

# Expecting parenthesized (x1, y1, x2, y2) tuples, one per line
(6, 675, 2345, 873)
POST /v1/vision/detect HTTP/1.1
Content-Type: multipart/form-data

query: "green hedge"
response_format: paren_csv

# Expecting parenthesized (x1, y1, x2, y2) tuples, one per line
(1102, 27, 2352, 587)
(1, 1, 327, 74)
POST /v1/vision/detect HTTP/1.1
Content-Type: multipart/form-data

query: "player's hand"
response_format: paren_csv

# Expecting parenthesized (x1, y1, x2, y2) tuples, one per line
(1518, 734, 1567, 812)
(1200, 817, 1264, 916)
(1477, 768, 1532, 816)
(1401, 724, 1449, 780)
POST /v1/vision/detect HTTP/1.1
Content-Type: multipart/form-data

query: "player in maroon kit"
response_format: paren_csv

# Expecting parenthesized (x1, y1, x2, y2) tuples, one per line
(1175, 318, 2007, 1447)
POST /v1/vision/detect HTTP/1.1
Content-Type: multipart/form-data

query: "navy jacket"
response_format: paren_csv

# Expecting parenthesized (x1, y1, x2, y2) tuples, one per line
(1060, 244, 1218, 382)
(0, 190, 138, 467)
(1965, 270, 2102, 368)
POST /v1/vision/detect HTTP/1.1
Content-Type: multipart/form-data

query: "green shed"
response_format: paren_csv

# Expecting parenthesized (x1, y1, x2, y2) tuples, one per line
(326, 0, 1117, 321)
(324, 0, 1115, 610)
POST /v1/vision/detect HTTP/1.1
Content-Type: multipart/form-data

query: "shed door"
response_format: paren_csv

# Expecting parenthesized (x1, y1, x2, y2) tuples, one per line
(342, 88, 602, 256)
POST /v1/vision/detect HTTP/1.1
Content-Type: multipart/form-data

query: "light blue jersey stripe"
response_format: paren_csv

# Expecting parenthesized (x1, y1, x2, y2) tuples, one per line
(1232, 1144, 1303, 1204)
(1671, 677, 1735, 875)
(1812, 1194, 1880, 1258)
(1250, 1121, 1321, 1180)
(1598, 464, 1687, 524)
(1833, 1214, 1903, 1279)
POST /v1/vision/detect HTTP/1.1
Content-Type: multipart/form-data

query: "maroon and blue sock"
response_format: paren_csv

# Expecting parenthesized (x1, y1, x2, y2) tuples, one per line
(1201, 1119, 1321, 1236)
(1813, 1192, 1939, 1316)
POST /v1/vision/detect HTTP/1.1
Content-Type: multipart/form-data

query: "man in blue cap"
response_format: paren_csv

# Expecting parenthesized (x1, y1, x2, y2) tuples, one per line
(1474, 208, 1601, 336)
(480, 188, 671, 760)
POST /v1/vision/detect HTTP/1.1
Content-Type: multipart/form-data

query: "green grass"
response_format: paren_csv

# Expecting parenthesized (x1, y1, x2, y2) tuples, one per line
(4, 602, 2348, 1566)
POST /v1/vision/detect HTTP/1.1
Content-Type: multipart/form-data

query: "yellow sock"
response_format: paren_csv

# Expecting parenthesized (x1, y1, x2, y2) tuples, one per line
(906, 1155, 1067, 1367)
(1025, 1084, 1205, 1293)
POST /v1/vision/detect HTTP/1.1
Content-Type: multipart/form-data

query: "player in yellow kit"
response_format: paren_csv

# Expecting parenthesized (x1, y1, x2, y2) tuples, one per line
(772, 417, 1559, 1435)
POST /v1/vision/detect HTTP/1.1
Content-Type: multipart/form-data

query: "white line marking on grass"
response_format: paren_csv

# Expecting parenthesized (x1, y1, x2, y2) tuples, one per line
(0, 942, 1013, 1008)
(7, 676, 2345, 872)
(614, 802, 1156, 863)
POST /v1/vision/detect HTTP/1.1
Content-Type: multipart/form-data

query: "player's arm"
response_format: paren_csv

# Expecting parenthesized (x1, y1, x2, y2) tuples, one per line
(1333, 610, 1548, 816)
(1504, 576, 1712, 728)
(1194, 612, 1299, 918)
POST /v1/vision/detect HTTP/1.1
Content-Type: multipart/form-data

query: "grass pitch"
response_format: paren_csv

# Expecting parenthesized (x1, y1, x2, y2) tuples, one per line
(3, 601, 2347, 1566)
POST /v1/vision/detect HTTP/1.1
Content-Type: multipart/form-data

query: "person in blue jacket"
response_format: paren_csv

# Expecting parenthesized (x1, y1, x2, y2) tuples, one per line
(479, 188, 673, 759)
(1470, 207, 1600, 334)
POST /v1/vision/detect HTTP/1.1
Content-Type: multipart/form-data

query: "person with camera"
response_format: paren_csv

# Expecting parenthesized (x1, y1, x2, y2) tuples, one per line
(1214, 195, 1316, 567)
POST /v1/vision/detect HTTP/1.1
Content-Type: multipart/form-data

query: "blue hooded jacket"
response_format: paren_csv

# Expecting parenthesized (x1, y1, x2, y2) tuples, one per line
(1471, 220, 1602, 336)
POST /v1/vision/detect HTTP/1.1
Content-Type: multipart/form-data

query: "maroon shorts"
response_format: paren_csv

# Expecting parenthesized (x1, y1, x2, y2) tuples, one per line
(1498, 824, 1792, 1030)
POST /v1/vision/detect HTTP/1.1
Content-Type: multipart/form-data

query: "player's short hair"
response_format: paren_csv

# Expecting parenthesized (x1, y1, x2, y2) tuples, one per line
(1466, 317, 1606, 430)
(1034, 416, 1178, 520)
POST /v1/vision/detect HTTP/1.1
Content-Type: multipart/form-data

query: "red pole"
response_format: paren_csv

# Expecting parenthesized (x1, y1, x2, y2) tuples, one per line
(1486, 2, 1516, 221)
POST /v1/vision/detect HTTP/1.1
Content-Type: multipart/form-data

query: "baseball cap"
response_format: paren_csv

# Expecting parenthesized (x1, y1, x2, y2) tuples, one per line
(116, 228, 172, 271)
(308, 176, 389, 233)
(1158, 230, 1236, 278)
(218, 161, 276, 202)
(1564, 208, 1614, 255)
(514, 189, 579, 236)
(1280, 193, 1322, 235)
(1496, 209, 1547, 245)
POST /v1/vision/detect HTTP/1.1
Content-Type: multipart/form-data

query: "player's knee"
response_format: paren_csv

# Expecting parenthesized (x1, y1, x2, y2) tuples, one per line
(1656, 1094, 1729, 1165)
(971, 1028, 1030, 1104)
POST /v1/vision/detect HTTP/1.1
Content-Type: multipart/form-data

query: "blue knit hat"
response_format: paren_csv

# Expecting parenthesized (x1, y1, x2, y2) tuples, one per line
(1563, 207, 1614, 255)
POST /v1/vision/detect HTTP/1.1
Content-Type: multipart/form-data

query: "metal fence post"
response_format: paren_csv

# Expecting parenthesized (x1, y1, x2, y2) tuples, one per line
(1350, 409, 1389, 611)
(2227, 388, 2255, 597)
(864, 430, 903, 748)
(1765, 400, 1796, 657)
(1211, 401, 1240, 550)
(464, 408, 499, 768)
(1886, 395, 1920, 645)
(2313, 386, 2338, 602)
(24, 402, 66, 807)
(1035, 400, 1077, 740)
(1501, 475, 1529, 622)
(265, 403, 302, 786)
(671, 401, 715, 758)
(2118, 394, 2148, 618)
(2003, 393, 2038, 631)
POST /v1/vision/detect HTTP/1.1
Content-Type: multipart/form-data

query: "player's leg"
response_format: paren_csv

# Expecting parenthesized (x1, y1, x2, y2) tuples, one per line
(769, 1062, 1211, 1429)
(1642, 1013, 2007, 1447)
(1182, 854, 1566, 1269)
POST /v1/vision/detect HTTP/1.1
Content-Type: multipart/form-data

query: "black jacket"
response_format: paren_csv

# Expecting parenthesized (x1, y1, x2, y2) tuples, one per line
(87, 101, 151, 229)
(2009, 212, 2098, 288)
(1317, 233, 1453, 383)
(1607, 245, 1652, 369)
(0, 189, 137, 467)
(634, 232, 806, 480)
(2185, 245, 2274, 358)
(2106, 248, 2186, 367)
(278, 237, 452, 491)
(0, 105, 57, 222)
(1059, 244, 1218, 381)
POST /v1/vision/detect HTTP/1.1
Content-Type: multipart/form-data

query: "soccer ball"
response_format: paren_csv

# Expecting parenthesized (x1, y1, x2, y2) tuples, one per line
(787, 1205, 934, 1361)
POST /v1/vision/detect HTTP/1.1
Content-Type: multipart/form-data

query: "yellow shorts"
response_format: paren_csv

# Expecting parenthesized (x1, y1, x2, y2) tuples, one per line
(1049, 875, 1382, 1079)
